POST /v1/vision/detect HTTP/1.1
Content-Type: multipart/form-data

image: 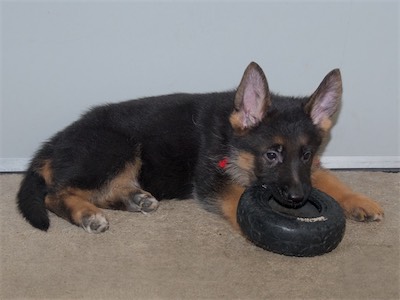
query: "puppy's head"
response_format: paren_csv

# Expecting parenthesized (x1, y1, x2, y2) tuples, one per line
(227, 62, 342, 208)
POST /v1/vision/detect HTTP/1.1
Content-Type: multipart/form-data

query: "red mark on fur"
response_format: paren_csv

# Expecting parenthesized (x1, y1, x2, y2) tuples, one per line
(218, 158, 228, 169)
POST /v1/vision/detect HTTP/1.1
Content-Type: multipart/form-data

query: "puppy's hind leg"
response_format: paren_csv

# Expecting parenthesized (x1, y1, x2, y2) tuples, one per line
(95, 161, 159, 214)
(45, 189, 109, 233)
(102, 189, 159, 214)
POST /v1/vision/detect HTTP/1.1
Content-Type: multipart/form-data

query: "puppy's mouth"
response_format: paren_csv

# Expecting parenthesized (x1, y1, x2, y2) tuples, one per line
(268, 185, 309, 209)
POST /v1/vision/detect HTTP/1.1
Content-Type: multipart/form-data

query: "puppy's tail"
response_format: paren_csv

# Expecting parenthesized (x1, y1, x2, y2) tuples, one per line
(17, 165, 50, 231)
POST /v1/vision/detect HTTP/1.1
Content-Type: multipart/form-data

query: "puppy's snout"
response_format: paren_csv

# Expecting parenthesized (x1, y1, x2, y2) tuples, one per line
(288, 191, 304, 203)
(282, 185, 305, 207)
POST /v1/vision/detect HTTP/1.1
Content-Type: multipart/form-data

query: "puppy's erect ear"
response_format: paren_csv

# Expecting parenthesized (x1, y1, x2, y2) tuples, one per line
(305, 69, 342, 132)
(230, 62, 271, 134)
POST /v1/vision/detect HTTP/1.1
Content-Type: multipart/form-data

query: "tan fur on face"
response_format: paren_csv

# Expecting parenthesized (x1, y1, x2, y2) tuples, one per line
(236, 151, 255, 172)
(226, 150, 256, 187)
(273, 136, 285, 146)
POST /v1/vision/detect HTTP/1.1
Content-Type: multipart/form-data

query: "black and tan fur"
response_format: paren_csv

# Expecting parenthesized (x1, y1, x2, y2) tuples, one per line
(17, 62, 383, 233)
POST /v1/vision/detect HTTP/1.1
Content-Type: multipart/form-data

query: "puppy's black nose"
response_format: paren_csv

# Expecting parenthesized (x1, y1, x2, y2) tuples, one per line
(288, 192, 304, 203)
(286, 186, 304, 203)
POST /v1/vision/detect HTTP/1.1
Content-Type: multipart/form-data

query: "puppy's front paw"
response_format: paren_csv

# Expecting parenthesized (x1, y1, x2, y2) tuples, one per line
(340, 193, 384, 222)
(127, 192, 159, 213)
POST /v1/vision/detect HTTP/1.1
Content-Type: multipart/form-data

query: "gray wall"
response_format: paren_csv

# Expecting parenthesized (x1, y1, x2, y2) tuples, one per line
(1, 2, 399, 171)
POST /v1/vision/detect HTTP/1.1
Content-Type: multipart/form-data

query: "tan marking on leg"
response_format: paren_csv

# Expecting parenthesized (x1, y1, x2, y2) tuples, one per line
(37, 159, 53, 185)
(63, 192, 102, 225)
(96, 159, 142, 206)
(45, 188, 109, 232)
(312, 168, 384, 221)
(220, 184, 245, 231)
(91, 159, 158, 212)
(45, 188, 96, 222)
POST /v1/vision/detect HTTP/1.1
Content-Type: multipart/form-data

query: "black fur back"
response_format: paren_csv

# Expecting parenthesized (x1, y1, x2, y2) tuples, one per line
(16, 91, 237, 229)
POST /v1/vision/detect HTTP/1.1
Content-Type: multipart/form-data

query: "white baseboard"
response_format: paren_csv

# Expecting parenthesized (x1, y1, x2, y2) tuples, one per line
(1, 156, 399, 172)
(0, 158, 30, 172)
(320, 156, 400, 169)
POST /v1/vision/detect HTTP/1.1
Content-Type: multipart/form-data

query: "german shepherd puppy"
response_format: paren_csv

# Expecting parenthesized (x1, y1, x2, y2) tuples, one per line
(17, 62, 383, 233)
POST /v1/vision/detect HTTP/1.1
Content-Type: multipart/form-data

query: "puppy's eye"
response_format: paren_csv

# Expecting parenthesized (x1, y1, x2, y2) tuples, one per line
(265, 151, 278, 162)
(302, 151, 312, 162)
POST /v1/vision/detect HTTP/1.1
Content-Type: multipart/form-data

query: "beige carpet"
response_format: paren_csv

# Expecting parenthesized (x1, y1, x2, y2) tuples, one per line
(1, 171, 399, 300)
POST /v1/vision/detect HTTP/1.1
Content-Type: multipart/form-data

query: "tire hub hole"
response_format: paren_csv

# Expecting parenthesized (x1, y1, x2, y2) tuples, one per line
(268, 198, 321, 218)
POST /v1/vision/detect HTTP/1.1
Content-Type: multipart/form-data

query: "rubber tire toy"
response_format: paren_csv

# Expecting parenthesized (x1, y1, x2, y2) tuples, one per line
(237, 185, 346, 257)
